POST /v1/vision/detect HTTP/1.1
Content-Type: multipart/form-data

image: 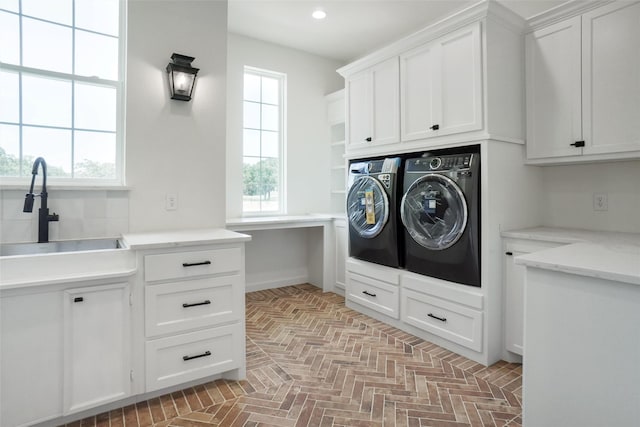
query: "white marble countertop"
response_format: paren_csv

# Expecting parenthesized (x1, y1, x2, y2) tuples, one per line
(122, 228, 251, 250)
(505, 227, 640, 285)
(226, 214, 336, 231)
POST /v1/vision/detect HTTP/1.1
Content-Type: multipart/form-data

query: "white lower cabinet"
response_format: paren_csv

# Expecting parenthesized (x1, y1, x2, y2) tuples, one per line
(401, 274, 483, 352)
(334, 219, 347, 293)
(1, 291, 63, 427)
(0, 280, 131, 427)
(146, 323, 243, 391)
(503, 239, 563, 355)
(63, 283, 131, 414)
(142, 243, 246, 393)
(346, 258, 400, 319)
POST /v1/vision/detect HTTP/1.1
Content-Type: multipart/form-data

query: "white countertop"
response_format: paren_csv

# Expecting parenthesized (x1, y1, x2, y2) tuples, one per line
(226, 214, 336, 231)
(122, 228, 251, 250)
(505, 227, 640, 285)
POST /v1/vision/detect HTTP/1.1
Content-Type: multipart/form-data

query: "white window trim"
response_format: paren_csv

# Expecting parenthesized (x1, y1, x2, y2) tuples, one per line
(0, 0, 127, 187)
(241, 66, 287, 216)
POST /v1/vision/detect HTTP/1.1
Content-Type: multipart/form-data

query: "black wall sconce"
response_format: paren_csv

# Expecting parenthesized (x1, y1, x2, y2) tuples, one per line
(166, 53, 199, 101)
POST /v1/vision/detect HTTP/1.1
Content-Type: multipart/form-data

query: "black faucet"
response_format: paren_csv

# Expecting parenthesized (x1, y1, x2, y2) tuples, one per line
(23, 157, 59, 243)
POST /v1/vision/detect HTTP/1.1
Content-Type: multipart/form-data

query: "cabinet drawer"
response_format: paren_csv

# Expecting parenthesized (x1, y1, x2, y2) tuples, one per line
(402, 288, 482, 351)
(145, 275, 242, 337)
(144, 247, 241, 282)
(347, 272, 399, 319)
(145, 323, 242, 392)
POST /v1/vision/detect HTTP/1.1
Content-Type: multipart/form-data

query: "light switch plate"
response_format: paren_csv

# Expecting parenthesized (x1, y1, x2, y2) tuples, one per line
(165, 193, 178, 211)
(593, 193, 608, 211)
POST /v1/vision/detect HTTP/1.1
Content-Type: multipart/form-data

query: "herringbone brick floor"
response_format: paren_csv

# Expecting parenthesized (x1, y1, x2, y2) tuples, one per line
(62, 284, 522, 427)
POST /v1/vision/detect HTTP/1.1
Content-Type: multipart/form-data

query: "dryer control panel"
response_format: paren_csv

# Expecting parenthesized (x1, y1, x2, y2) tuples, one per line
(407, 154, 474, 172)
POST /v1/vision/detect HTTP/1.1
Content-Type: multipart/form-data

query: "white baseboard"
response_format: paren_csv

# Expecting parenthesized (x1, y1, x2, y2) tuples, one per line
(246, 274, 310, 293)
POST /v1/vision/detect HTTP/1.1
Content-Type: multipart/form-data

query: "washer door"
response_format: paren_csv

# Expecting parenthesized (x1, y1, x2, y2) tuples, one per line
(401, 174, 468, 250)
(347, 176, 390, 239)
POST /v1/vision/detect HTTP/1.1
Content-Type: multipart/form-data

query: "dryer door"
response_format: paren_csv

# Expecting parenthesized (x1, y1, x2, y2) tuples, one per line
(347, 176, 390, 239)
(401, 174, 468, 250)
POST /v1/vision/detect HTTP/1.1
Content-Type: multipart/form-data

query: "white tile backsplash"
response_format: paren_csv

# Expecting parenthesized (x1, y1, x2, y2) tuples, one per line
(0, 189, 129, 244)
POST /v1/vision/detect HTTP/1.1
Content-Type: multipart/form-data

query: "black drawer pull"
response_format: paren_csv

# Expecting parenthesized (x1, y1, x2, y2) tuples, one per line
(570, 140, 585, 147)
(362, 290, 377, 297)
(182, 300, 211, 308)
(182, 260, 211, 267)
(365, 137, 372, 142)
(505, 251, 513, 256)
(428, 313, 447, 323)
(183, 350, 211, 361)
(430, 124, 440, 131)
(74, 297, 84, 303)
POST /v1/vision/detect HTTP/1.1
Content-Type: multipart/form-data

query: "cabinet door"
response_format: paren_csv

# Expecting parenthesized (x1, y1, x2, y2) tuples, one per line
(64, 283, 130, 414)
(334, 220, 347, 291)
(371, 57, 400, 146)
(437, 22, 483, 136)
(504, 250, 526, 355)
(582, 1, 640, 155)
(526, 17, 582, 159)
(346, 70, 371, 149)
(400, 43, 438, 141)
(1, 291, 63, 427)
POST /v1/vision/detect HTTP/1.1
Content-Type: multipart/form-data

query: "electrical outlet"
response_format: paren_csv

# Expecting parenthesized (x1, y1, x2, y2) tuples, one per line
(593, 193, 608, 211)
(165, 193, 178, 211)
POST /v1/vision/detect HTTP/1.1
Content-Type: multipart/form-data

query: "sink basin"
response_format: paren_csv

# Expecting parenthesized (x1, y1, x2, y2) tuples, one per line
(0, 238, 124, 257)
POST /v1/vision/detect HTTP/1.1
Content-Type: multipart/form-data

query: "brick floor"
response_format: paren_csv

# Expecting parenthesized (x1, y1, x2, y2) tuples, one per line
(62, 284, 522, 427)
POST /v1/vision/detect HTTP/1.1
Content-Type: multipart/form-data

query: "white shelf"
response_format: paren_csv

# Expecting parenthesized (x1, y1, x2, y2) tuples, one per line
(332, 165, 346, 170)
(331, 190, 346, 194)
(331, 140, 346, 147)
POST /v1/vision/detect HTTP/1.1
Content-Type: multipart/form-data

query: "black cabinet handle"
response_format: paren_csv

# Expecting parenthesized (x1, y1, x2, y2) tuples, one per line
(182, 300, 211, 308)
(428, 313, 447, 323)
(430, 124, 440, 131)
(362, 290, 377, 297)
(570, 140, 585, 147)
(74, 297, 84, 303)
(183, 350, 211, 361)
(505, 251, 513, 256)
(182, 260, 211, 267)
(365, 137, 372, 142)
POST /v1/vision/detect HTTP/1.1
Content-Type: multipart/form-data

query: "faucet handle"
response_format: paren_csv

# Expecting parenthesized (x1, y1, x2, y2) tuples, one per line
(48, 212, 59, 222)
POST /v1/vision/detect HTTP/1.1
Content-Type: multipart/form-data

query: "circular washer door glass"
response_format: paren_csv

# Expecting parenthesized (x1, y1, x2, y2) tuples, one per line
(347, 176, 389, 238)
(401, 174, 468, 250)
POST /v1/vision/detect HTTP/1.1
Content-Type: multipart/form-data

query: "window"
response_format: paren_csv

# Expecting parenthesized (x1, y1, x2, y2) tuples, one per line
(0, 0, 124, 183)
(242, 67, 286, 214)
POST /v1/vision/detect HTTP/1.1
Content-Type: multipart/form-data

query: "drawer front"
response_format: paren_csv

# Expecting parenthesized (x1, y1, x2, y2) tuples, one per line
(402, 288, 482, 352)
(145, 324, 242, 392)
(144, 247, 241, 282)
(347, 272, 399, 319)
(145, 275, 242, 337)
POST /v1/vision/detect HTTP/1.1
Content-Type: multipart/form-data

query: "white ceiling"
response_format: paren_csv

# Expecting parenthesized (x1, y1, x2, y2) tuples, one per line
(228, 0, 567, 63)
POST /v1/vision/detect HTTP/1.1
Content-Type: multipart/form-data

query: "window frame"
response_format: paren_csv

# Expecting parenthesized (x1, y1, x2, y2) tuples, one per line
(0, 0, 127, 186)
(241, 66, 287, 216)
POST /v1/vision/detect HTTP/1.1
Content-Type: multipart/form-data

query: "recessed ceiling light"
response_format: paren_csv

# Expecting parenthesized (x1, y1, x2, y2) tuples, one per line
(312, 9, 326, 20)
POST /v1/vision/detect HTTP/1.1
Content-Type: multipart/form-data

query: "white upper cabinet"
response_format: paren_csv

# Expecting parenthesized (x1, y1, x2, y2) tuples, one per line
(526, 17, 582, 159)
(582, 1, 640, 156)
(402, 23, 482, 142)
(339, 1, 526, 156)
(526, 1, 640, 163)
(346, 57, 399, 149)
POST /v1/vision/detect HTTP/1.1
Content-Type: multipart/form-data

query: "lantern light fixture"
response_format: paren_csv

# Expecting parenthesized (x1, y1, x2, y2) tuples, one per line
(166, 53, 199, 101)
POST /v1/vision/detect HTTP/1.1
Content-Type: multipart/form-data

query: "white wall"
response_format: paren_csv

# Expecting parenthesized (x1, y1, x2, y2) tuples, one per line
(126, 0, 228, 232)
(540, 160, 640, 233)
(226, 33, 344, 218)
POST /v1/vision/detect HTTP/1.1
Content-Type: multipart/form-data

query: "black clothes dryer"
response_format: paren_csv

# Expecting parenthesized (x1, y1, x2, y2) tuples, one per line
(400, 149, 480, 287)
(347, 157, 403, 268)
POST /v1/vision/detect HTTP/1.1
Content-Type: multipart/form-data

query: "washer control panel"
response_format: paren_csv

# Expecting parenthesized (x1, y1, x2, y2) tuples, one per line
(408, 153, 474, 172)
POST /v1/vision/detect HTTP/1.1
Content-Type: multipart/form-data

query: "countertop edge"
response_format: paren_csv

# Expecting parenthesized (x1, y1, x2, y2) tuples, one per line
(0, 268, 138, 291)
